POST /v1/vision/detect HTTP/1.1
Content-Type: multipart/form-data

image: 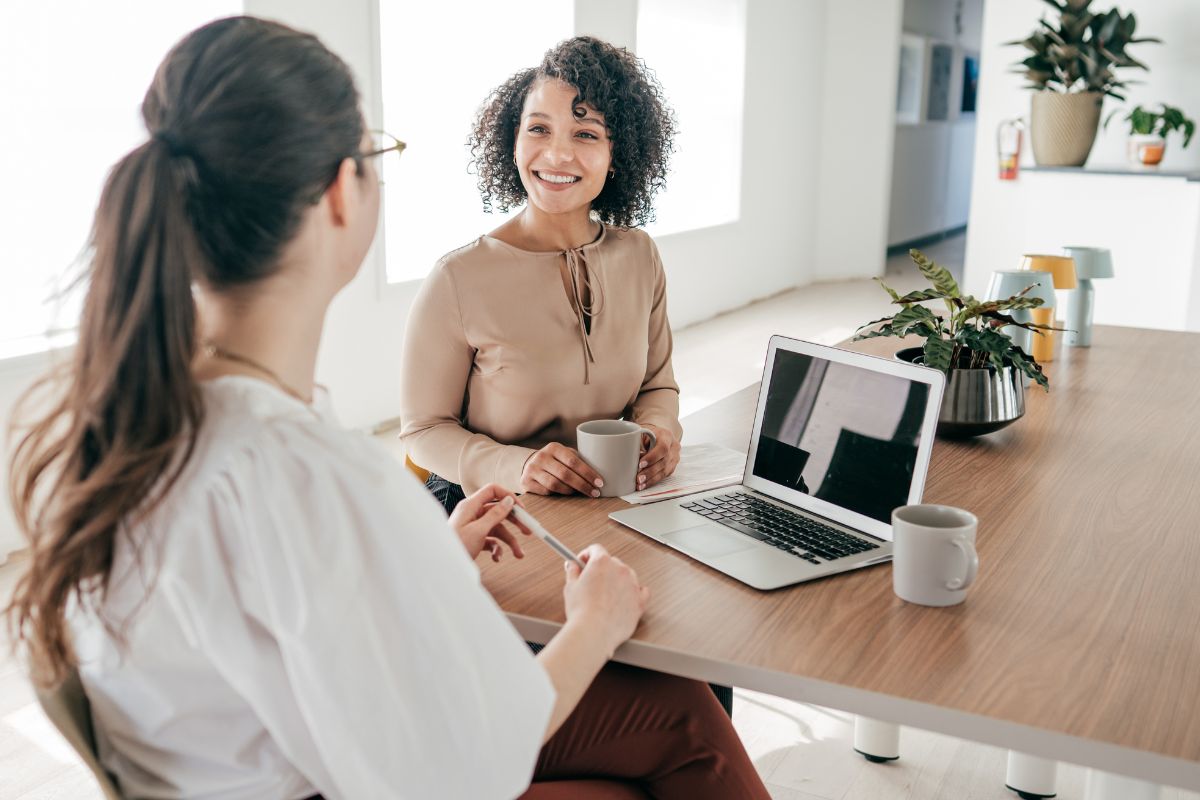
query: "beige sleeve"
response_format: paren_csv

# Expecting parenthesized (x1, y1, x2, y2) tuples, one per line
(398, 264, 535, 493)
(626, 240, 683, 440)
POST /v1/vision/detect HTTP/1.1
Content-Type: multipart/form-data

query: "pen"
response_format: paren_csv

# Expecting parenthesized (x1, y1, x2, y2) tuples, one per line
(510, 505, 585, 568)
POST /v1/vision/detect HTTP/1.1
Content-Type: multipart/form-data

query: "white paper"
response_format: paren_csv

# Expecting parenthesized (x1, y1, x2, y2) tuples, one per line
(620, 443, 746, 504)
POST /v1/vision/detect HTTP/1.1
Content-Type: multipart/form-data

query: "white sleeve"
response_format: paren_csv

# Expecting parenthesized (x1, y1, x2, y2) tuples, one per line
(163, 421, 554, 800)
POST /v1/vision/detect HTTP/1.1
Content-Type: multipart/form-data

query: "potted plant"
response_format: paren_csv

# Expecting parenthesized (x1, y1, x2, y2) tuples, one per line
(1105, 103, 1196, 166)
(854, 250, 1057, 438)
(1009, 0, 1159, 167)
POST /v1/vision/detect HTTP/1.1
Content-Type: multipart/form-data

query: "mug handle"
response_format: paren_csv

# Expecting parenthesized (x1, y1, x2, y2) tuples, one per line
(945, 537, 979, 591)
(638, 428, 658, 455)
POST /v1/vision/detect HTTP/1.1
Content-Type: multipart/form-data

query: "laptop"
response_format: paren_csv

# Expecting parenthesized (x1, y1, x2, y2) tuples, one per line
(610, 336, 946, 590)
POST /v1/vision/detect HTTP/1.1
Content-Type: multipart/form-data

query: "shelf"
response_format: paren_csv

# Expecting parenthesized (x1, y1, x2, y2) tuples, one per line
(1023, 164, 1200, 181)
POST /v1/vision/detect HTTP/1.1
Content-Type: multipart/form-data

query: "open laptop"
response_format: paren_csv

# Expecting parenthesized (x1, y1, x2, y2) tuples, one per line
(610, 336, 946, 590)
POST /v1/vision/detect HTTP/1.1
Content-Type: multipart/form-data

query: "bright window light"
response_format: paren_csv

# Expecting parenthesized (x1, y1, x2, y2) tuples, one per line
(638, 0, 745, 237)
(378, 1, 573, 284)
(0, 2, 240, 357)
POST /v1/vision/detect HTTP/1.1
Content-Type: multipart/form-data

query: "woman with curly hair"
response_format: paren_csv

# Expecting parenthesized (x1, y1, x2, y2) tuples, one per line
(399, 36, 684, 511)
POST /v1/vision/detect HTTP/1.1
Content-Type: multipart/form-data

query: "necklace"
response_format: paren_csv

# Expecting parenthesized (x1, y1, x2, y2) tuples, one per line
(202, 342, 312, 405)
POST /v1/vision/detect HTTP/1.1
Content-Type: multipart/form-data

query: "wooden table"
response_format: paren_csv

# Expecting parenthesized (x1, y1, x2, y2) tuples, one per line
(480, 326, 1200, 789)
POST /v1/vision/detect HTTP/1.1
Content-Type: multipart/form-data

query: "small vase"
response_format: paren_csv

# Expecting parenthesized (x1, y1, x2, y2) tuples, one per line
(896, 348, 1025, 438)
(1127, 134, 1166, 166)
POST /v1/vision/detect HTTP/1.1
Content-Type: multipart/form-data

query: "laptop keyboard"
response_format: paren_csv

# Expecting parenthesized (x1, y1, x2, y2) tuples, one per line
(680, 492, 880, 565)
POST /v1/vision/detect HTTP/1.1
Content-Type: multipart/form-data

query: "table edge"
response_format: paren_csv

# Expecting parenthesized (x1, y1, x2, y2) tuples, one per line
(509, 614, 1200, 790)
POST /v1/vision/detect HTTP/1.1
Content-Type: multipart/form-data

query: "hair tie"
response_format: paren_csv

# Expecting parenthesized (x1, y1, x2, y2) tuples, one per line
(153, 130, 191, 159)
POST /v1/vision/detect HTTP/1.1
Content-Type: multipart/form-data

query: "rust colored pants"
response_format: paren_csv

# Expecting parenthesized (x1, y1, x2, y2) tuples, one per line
(519, 662, 770, 800)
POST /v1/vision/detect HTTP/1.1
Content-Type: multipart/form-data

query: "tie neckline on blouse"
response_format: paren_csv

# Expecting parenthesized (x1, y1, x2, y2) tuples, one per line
(559, 239, 606, 385)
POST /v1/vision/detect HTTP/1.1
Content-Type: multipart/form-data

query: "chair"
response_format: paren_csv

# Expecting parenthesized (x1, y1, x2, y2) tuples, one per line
(34, 669, 126, 800)
(405, 454, 430, 483)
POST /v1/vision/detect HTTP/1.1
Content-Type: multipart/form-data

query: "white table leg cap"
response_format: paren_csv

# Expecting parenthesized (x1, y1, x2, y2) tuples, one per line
(853, 716, 900, 762)
(1084, 770, 1161, 800)
(1005, 751, 1058, 798)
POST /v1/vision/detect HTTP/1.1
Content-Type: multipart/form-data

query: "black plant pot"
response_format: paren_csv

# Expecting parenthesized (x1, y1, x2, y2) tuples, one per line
(895, 347, 1026, 438)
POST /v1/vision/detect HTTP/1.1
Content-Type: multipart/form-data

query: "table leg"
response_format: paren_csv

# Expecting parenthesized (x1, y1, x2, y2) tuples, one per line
(853, 716, 900, 762)
(1005, 751, 1058, 798)
(1084, 770, 1161, 800)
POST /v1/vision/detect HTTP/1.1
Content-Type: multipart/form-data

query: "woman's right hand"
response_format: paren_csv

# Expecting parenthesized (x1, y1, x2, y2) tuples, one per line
(562, 544, 650, 655)
(520, 442, 605, 497)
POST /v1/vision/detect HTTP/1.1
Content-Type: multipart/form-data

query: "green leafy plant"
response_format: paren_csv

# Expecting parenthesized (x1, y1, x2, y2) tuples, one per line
(853, 250, 1056, 390)
(1104, 103, 1196, 147)
(1008, 0, 1161, 100)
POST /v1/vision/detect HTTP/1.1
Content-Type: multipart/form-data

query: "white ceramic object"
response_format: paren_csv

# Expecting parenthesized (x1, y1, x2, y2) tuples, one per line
(1006, 751, 1059, 798)
(1127, 133, 1166, 166)
(892, 504, 978, 606)
(576, 420, 656, 497)
(853, 717, 901, 762)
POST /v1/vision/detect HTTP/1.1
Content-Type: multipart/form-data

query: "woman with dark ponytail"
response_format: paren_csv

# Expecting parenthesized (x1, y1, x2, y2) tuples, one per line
(6, 16, 768, 800)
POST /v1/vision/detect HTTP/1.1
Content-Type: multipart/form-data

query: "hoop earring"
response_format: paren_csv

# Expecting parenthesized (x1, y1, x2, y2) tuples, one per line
(608, 168, 615, 179)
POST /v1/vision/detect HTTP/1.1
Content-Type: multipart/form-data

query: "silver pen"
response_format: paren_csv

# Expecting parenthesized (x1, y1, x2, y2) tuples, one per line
(510, 506, 585, 568)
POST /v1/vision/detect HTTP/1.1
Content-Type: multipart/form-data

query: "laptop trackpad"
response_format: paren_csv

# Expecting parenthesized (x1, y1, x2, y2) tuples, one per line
(661, 524, 755, 559)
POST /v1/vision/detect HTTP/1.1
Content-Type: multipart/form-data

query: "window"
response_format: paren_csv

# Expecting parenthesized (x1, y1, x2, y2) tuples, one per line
(0, 2, 240, 358)
(378, 1, 572, 283)
(637, 0, 745, 237)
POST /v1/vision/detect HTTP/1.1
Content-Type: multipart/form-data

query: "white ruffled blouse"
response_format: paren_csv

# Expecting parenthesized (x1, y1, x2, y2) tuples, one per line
(69, 376, 554, 800)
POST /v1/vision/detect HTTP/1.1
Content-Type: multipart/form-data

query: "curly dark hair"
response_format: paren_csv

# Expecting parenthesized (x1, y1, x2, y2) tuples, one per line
(469, 36, 676, 228)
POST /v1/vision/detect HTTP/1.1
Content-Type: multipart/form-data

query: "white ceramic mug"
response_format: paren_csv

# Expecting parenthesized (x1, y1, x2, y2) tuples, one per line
(892, 504, 979, 607)
(576, 420, 657, 497)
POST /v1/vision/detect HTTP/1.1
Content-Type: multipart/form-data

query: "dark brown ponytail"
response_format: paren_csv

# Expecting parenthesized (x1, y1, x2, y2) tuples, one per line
(6, 16, 364, 686)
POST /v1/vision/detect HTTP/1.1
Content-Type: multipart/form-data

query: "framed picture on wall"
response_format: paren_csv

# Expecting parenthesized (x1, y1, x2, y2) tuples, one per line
(896, 33, 925, 124)
(926, 42, 953, 121)
(961, 51, 979, 114)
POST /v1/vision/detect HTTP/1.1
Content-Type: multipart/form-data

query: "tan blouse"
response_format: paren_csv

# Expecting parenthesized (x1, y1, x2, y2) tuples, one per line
(399, 225, 682, 494)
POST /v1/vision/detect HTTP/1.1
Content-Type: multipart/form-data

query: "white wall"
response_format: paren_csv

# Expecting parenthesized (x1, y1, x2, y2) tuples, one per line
(887, 0, 983, 247)
(814, 0, 904, 281)
(889, 121, 976, 244)
(906, 0, 982, 44)
(964, 0, 1200, 326)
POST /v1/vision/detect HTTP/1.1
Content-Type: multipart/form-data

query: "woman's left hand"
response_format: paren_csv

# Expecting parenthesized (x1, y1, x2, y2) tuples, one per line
(447, 483, 531, 562)
(636, 424, 681, 491)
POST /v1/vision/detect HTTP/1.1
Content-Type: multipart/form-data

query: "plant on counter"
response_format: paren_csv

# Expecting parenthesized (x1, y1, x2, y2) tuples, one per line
(1009, 0, 1159, 100)
(853, 250, 1056, 390)
(1105, 103, 1196, 147)
(1008, 0, 1161, 167)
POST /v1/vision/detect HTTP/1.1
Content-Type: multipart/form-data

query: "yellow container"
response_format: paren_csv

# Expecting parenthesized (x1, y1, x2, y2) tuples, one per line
(1020, 255, 1078, 290)
(1030, 306, 1056, 363)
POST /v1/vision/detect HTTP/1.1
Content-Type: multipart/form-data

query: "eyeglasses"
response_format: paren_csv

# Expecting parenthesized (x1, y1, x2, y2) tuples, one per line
(363, 130, 406, 162)
(312, 130, 406, 203)
(360, 130, 405, 188)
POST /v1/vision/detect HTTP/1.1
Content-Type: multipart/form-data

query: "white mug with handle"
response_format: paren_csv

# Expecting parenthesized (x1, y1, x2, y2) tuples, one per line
(892, 504, 979, 607)
(576, 420, 657, 497)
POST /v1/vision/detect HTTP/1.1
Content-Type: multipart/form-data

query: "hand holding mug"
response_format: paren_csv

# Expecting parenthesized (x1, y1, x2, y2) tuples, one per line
(636, 423, 680, 491)
(520, 442, 605, 497)
(577, 420, 658, 497)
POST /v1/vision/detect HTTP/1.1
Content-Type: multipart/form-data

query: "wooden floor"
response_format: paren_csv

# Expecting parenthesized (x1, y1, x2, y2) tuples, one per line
(3, 235, 1197, 798)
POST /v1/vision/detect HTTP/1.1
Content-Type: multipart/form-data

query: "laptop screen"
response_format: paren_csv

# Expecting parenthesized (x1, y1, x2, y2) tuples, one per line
(750, 347, 932, 524)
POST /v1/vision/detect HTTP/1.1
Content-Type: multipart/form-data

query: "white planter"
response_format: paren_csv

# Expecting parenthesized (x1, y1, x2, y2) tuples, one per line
(1127, 133, 1166, 166)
